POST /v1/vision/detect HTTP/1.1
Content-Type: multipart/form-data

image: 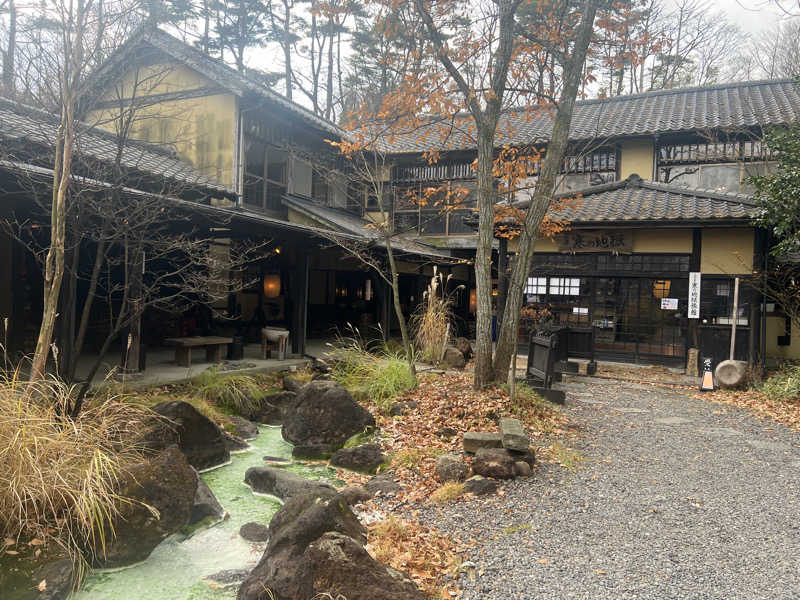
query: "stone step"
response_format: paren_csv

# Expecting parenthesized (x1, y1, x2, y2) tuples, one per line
(462, 431, 503, 454)
(499, 417, 529, 452)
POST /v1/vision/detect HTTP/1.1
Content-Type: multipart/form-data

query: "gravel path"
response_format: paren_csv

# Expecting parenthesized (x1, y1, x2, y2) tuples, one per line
(420, 377, 800, 599)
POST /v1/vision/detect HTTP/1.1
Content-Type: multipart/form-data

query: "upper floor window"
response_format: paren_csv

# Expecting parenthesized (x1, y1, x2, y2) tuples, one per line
(657, 140, 777, 194)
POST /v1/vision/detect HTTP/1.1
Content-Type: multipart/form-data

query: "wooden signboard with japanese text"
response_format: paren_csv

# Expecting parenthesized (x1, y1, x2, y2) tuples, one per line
(555, 230, 633, 254)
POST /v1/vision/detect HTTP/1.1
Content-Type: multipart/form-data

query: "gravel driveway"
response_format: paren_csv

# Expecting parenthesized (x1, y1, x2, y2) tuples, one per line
(421, 377, 800, 599)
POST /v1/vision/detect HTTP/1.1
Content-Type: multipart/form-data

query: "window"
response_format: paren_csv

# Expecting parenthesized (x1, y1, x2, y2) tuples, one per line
(525, 277, 547, 295)
(549, 277, 580, 296)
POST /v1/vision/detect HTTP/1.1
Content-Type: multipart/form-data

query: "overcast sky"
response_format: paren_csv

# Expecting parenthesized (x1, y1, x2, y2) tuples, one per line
(675, 0, 792, 35)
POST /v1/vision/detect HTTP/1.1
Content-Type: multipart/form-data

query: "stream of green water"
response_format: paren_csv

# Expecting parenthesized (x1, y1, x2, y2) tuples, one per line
(75, 426, 336, 600)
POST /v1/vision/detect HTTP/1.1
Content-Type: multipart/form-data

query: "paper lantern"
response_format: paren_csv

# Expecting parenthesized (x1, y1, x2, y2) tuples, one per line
(469, 288, 477, 313)
(263, 274, 281, 298)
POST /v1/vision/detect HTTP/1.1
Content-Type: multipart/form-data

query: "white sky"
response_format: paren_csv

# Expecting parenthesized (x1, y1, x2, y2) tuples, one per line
(671, 0, 791, 35)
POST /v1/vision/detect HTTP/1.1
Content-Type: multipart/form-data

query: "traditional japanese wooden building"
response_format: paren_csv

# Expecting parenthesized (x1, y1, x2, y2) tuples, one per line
(2, 25, 798, 371)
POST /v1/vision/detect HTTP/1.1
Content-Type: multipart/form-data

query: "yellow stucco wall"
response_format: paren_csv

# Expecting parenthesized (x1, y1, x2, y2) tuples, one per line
(90, 63, 237, 188)
(765, 316, 800, 361)
(700, 228, 754, 274)
(632, 228, 692, 253)
(619, 139, 654, 180)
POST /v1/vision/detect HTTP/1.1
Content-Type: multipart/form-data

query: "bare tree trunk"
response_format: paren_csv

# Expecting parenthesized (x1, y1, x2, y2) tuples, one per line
(283, 0, 292, 99)
(31, 103, 74, 381)
(473, 128, 496, 387)
(325, 17, 334, 120)
(68, 226, 107, 381)
(2, 0, 16, 98)
(492, 0, 599, 382)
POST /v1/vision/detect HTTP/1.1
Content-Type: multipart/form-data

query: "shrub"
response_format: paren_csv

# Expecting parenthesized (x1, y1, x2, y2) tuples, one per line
(430, 482, 464, 504)
(758, 364, 800, 401)
(0, 376, 153, 571)
(410, 267, 463, 363)
(192, 367, 262, 415)
(329, 325, 415, 407)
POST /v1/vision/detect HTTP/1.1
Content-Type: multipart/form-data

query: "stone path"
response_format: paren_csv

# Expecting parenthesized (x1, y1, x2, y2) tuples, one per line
(422, 377, 800, 599)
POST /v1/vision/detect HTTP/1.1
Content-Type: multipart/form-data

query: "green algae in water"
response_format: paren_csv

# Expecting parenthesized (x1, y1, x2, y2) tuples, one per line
(75, 426, 330, 600)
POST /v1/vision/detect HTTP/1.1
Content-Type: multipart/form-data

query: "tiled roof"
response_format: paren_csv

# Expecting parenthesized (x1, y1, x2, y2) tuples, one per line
(383, 80, 800, 153)
(510, 175, 757, 225)
(282, 194, 454, 259)
(0, 97, 232, 195)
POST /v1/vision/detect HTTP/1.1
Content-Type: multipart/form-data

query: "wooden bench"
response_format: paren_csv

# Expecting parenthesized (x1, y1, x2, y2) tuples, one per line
(164, 336, 233, 368)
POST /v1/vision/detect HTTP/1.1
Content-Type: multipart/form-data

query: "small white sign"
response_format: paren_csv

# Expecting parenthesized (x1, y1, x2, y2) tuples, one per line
(688, 272, 701, 319)
(572, 307, 589, 315)
(661, 298, 678, 310)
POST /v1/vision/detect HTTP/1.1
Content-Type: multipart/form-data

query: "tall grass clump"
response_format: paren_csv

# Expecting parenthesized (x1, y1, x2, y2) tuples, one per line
(758, 363, 800, 401)
(410, 267, 463, 363)
(192, 367, 262, 415)
(0, 374, 154, 571)
(328, 325, 415, 408)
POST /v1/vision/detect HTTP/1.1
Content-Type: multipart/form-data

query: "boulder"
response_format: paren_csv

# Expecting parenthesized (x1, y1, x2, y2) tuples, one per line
(437, 426, 458, 439)
(282, 381, 375, 448)
(365, 471, 402, 496)
(303, 532, 426, 600)
(435, 453, 468, 483)
(248, 391, 297, 425)
(499, 417, 529, 452)
(223, 431, 250, 452)
(291, 444, 334, 460)
(442, 347, 466, 370)
(239, 522, 270, 542)
(95, 446, 197, 567)
(237, 489, 365, 600)
(339, 485, 372, 506)
(514, 461, 532, 477)
(462, 431, 503, 454)
(283, 376, 304, 394)
(463, 475, 497, 495)
(329, 444, 386, 474)
(715, 359, 748, 390)
(30, 558, 76, 600)
(454, 337, 473, 359)
(510, 447, 536, 468)
(388, 401, 419, 416)
(151, 401, 230, 470)
(229, 416, 259, 440)
(244, 466, 334, 501)
(191, 471, 225, 525)
(472, 447, 517, 480)
(204, 569, 249, 591)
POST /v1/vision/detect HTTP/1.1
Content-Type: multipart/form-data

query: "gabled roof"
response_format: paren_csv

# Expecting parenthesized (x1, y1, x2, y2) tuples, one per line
(0, 96, 232, 196)
(91, 27, 345, 139)
(384, 79, 800, 154)
(281, 194, 455, 260)
(510, 175, 757, 226)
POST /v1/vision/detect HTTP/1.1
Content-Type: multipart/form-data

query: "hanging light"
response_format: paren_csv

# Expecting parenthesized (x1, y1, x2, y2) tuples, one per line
(469, 288, 477, 313)
(263, 274, 281, 298)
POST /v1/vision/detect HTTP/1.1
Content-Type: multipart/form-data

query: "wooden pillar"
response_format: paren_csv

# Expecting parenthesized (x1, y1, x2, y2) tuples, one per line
(291, 251, 309, 355)
(123, 247, 144, 373)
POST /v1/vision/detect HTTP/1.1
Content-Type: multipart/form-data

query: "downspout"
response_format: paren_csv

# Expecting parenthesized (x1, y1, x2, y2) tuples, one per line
(232, 97, 245, 207)
(652, 133, 659, 181)
(760, 232, 769, 376)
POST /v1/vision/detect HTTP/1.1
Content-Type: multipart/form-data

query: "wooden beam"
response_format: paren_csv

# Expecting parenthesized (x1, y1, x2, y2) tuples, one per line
(291, 251, 309, 355)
